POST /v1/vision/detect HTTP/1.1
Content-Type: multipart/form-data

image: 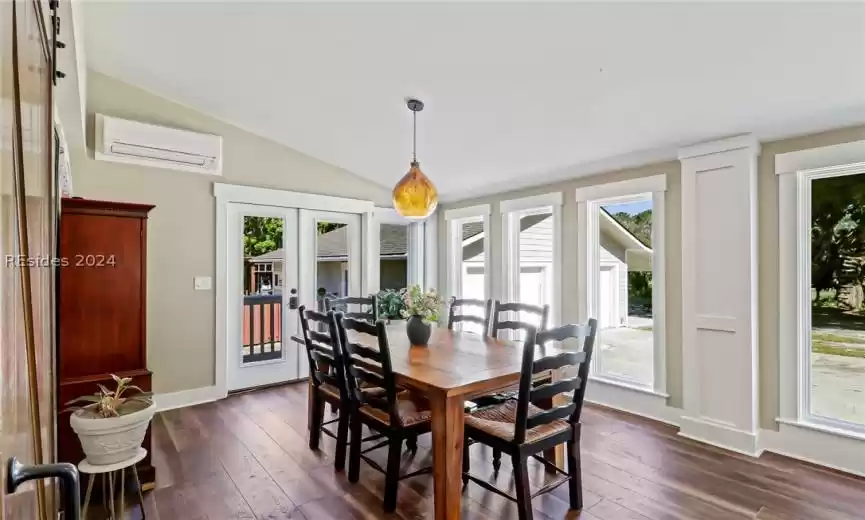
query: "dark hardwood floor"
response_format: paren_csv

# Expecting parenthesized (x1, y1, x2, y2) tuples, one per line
(121, 382, 864, 519)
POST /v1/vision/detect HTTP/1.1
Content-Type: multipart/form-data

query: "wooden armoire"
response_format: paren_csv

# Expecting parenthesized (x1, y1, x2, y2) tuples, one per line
(57, 197, 156, 486)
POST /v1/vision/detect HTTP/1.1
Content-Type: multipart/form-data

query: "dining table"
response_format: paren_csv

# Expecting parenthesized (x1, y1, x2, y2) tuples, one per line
(345, 323, 568, 520)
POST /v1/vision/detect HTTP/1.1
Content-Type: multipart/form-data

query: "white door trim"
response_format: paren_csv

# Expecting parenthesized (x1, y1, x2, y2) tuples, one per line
(214, 185, 375, 398)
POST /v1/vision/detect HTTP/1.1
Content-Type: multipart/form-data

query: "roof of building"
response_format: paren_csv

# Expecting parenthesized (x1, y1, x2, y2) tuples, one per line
(249, 213, 649, 264)
(248, 224, 410, 263)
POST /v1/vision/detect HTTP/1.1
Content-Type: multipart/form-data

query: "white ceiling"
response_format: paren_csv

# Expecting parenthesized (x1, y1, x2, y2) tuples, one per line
(83, 2, 865, 201)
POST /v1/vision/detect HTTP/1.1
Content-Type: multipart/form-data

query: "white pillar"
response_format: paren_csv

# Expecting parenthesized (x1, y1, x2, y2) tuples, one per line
(679, 135, 761, 455)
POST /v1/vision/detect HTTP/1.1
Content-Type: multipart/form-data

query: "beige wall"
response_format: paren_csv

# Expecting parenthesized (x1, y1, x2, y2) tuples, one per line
(72, 71, 391, 394)
(438, 124, 865, 424)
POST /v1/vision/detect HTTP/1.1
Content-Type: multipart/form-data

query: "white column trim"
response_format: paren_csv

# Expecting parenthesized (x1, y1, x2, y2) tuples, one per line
(678, 134, 760, 161)
(679, 134, 761, 456)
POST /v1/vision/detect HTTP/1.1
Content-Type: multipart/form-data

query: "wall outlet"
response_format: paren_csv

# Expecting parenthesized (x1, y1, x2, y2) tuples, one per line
(194, 276, 212, 291)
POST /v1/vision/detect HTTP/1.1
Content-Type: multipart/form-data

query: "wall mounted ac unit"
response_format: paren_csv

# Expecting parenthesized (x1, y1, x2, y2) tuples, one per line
(95, 114, 223, 175)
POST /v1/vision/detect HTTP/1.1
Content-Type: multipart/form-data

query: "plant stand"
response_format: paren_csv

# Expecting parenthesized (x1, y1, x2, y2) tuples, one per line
(78, 448, 148, 519)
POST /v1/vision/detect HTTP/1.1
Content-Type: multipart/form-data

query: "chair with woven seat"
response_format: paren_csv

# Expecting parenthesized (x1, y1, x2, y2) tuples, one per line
(482, 300, 552, 467)
(447, 297, 492, 335)
(325, 294, 378, 323)
(297, 306, 352, 470)
(337, 315, 432, 512)
(462, 320, 598, 520)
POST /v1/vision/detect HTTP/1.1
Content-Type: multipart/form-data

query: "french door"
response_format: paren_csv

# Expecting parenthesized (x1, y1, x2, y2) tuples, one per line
(226, 205, 361, 391)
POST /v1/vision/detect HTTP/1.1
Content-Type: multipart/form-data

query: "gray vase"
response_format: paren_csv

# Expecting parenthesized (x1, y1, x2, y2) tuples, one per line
(406, 315, 432, 346)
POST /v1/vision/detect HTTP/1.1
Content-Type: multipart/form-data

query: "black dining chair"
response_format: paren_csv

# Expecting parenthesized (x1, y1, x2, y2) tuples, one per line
(325, 294, 379, 322)
(482, 300, 552, 466)
(297, 306, 351, 469)
(447, 297, 492, 334)
(490, 300, 550, 340)
(461, 320, 598, 520)
(337, 316, 433, 512)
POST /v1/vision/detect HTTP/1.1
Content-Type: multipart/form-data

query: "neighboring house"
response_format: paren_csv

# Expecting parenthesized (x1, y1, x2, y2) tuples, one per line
(245, 224, 409, 295)
(462, 210, 651, 329)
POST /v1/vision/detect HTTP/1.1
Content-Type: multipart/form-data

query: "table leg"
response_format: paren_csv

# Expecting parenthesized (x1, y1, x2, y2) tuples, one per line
(430, 392, 465, 520)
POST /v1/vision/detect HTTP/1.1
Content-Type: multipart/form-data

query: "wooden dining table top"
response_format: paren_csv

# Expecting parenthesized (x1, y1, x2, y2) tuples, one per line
(359, 323, 565, 397)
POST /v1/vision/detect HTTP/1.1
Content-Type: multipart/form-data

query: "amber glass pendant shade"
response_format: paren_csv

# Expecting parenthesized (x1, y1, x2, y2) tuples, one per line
(393, 161, 438, 220)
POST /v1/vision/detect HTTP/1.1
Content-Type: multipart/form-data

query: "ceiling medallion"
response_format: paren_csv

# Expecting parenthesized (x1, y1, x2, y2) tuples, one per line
(392, 98, 438, 220)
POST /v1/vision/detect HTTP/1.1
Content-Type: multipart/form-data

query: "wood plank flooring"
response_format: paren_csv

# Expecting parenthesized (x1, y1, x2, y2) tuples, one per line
(122, 382, 864, 519)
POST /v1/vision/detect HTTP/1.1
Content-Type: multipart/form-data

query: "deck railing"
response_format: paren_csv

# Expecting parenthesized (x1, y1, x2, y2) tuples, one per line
(242, 294, 282, 363)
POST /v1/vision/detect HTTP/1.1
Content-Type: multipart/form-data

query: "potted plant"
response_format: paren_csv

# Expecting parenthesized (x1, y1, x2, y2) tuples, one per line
(377, 288, 407, 322)
(64, 374, 155, 465)
(401, 285, 443, 346)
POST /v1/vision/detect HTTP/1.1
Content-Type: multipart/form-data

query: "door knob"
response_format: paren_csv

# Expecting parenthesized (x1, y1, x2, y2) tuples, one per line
(288, 288, 299, 310)
(7, 457, 81, 520)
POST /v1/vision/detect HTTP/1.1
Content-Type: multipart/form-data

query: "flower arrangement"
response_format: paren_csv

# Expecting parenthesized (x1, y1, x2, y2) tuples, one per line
(400, 284, 443, 325)
(63, 374, 153, 419)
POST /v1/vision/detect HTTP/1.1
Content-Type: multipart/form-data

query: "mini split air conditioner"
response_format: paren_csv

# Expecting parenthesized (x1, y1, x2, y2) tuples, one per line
(96, 114, 223, 175)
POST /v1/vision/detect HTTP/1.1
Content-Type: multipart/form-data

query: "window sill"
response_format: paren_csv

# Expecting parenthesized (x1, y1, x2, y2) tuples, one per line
(589, 375, 669, 399)
(776, 418, 865, 443)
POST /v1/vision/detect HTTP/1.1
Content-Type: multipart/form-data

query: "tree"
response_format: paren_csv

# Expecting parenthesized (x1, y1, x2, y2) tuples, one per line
(609, 209, 652, 247)
(243, 218, 346, 257)
(810, 175, 865, 307)
(243, 217, 283, 257)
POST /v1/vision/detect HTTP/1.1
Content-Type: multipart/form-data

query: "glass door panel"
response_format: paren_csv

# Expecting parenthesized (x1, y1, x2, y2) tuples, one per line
(297, 210, 361, 379)
(227, 205, 299, 391)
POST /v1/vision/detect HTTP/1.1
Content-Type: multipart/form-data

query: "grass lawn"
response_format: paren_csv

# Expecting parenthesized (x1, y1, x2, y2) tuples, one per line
(812, 330, 865, 358)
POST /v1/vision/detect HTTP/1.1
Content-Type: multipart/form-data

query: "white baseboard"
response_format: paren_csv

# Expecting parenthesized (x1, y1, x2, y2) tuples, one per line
(760, 422, 865, 478)
(679, 415, 761, 456)
(154, 385, 224, 412)
(585, 377, 682, 427)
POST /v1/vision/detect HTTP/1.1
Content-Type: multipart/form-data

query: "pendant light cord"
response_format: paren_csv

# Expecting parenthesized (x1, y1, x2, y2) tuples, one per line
(412, 110, 417, 163)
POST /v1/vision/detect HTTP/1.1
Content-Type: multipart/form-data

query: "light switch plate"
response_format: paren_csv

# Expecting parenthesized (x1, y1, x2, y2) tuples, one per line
(194, 276, 212, 291)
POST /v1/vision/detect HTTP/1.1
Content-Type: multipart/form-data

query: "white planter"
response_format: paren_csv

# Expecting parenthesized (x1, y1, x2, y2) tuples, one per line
(70, 403, 155, 465)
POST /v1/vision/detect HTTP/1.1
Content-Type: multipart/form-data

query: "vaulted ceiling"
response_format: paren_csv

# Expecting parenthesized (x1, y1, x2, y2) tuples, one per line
(83, 2, 865, 201)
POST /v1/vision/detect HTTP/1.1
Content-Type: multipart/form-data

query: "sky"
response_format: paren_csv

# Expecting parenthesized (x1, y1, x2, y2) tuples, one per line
(602, 199, 652, 215)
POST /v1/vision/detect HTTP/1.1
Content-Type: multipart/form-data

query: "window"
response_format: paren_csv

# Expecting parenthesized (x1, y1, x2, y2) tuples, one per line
(577, 176, 666, 394)
(501, 193, 563, 331)
(379, 223, 409, 290)
(796, 168, 865, 431)
(373, 208, 426, 294)
(445, 205, 491, 333)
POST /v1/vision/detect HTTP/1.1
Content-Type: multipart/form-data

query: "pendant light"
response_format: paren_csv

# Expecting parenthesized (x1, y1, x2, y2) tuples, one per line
(392, 98, 438, 220)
